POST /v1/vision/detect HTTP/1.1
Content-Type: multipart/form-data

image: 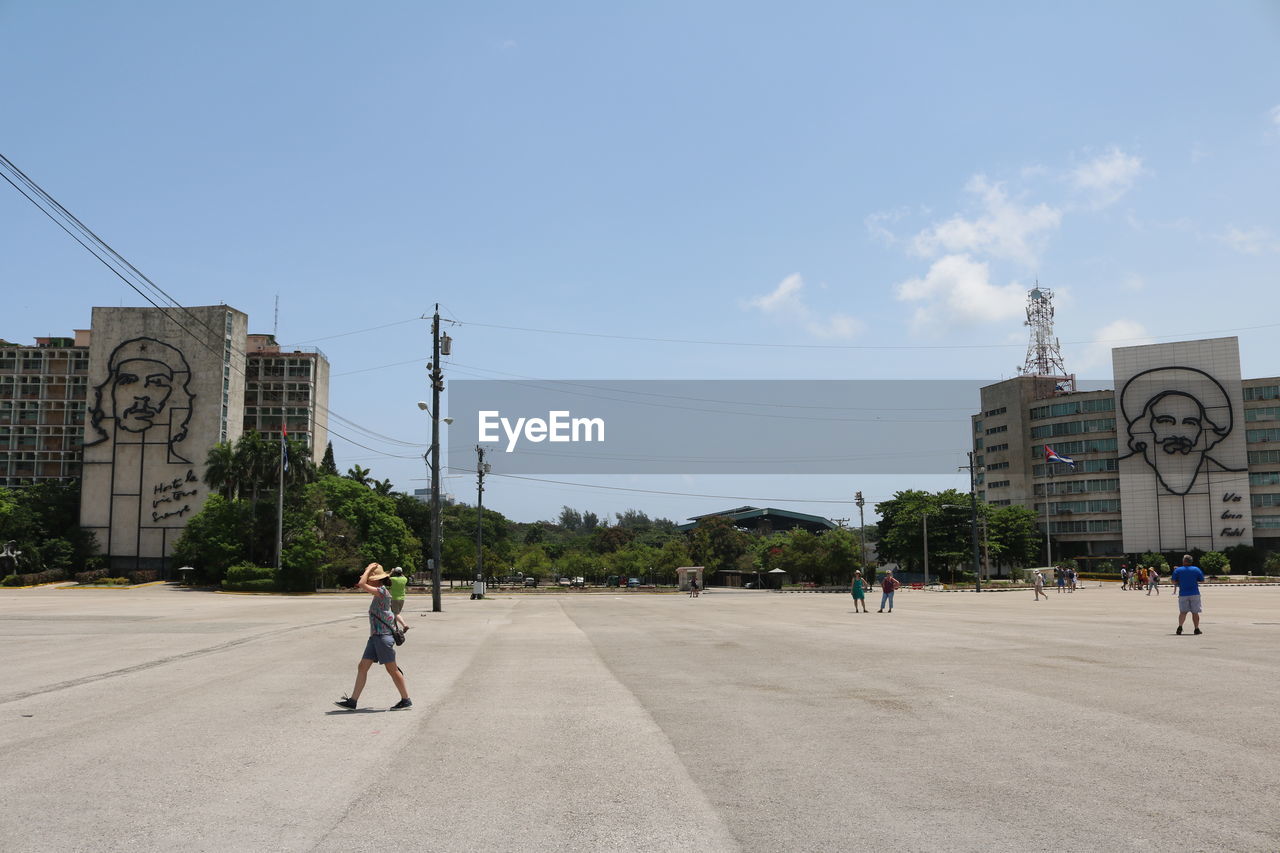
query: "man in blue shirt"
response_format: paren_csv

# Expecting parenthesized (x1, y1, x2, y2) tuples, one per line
(1171, 554, 1206, 635)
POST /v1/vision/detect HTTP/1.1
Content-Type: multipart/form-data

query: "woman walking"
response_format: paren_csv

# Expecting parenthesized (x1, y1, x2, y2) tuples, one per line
(335, 562, 411, 711)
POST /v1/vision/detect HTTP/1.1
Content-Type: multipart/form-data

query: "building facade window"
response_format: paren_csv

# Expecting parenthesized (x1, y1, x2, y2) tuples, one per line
(1250, 493, 1280, 508)
(1249, 471, 1280, 486)
(1246, 428, 1280, 443)
(1245, 406, 1280, 422)
(1029, 398, 1115, 419)
(1243, 385, 1280, 401)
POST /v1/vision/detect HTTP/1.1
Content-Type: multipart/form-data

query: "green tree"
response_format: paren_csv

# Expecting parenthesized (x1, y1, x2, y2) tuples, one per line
(875, 490, 973, 580)
(203, 441, 243, 500)
(604, 543, 659, 581)
(987, 505, 1041, 573)
(688, 515, 751, 577)
(1200, 551, 1230, 575)
(346, 465, 372, 487)
(320, 442, 339, 476)
(1223, 544, 1264, 575)
(170, 495, 253, 584)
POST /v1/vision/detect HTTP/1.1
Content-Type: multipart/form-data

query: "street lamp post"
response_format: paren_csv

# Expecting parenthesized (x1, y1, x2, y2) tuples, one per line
(855, 490, 867, 584)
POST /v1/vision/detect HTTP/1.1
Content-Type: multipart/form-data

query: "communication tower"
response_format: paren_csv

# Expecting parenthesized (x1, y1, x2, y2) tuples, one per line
(1018, 285, 1074, 393)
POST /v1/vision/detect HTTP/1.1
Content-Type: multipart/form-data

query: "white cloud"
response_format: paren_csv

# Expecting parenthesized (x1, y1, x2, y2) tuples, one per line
(864, 209, 907, 246)
(746, 273, 863, 339)
(910, 176, 1061, 268)
(893, 254, 1026, 330)
(1121, 274, 1145, 292)
(1218, 225, 1280, 255)
(1074, 320, 1154, 372)
(1271, 104, 1280, 131)
(748, 273, 805, 313)
(1069, 148, 1143, 207)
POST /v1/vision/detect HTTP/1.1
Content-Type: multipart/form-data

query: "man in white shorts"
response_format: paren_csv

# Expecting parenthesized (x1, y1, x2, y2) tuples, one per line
(1170, 554, 1205, 636)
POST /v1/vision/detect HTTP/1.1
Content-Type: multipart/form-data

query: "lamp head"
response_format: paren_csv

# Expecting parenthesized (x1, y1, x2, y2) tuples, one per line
(417, 401, 429, 411)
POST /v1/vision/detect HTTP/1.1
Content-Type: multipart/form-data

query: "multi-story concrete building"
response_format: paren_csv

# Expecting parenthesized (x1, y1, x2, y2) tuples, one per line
(0, 332, 91, 487)
(1, 307, 329, 570)
(973, 336, 1279, 562)
(244, 334, 330, 451)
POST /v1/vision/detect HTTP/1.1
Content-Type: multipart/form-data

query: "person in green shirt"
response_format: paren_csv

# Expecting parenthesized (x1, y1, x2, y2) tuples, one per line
(850, 570, 869, 613)
(387, 566, 410, 631)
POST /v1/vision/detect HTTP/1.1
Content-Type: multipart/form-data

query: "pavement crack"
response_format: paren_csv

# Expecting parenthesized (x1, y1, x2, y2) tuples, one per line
(0, 614, 359, 705)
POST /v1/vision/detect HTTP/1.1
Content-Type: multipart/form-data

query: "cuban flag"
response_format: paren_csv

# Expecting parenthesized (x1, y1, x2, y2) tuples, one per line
(281, 422, 289, 472)
(1044, 445, 1075, 468)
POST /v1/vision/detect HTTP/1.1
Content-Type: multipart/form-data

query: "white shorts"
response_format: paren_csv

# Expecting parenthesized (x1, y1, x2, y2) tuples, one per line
(1178, 594, 1202, 614)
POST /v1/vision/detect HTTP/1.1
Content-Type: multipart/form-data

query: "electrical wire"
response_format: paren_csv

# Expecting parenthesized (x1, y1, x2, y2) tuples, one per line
(0, 153, 249, 366)
(453, 318, 1280, 351)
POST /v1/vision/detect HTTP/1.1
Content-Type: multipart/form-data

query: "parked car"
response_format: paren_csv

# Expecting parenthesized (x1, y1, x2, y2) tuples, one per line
(571, 577, 585, 587)
(627, 577, 641, 588)
(557, 577, 571, 587)
(523, 576, 538, 587)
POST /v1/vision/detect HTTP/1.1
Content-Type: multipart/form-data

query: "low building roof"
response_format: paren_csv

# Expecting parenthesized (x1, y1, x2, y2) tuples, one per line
(676, 505, 837, 534)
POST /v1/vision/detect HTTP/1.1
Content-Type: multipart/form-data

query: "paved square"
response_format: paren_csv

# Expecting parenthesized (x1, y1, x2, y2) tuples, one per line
(3, 584, 1279, 851)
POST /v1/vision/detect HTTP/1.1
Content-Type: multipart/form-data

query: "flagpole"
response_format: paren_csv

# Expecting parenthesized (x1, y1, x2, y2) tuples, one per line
(1045, 460, 1053, 568)
(276, 426, 286, 572)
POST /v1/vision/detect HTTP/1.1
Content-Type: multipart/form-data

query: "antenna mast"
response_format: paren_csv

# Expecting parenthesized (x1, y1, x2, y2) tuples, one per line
(1018, 284, 1074, 392)
(273, 294, 279, 338)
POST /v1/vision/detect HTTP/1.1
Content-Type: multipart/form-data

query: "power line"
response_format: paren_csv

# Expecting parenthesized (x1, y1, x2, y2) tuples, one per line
(446, 467, 866, 504)
(0, 153, 252, 370)
(454, 318, 1280, 351)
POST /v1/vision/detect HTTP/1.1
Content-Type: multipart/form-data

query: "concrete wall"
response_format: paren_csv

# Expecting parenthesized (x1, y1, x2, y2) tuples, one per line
(1114, 336, 1253, 553)
(80, 306, 248, 571)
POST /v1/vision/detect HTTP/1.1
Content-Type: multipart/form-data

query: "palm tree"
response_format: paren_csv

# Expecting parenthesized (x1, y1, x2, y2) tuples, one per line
(346, 465, 372, 487)
(203, 442, 243, 500)
(282, 437, 318, 488)
(372, 478, 395, 496)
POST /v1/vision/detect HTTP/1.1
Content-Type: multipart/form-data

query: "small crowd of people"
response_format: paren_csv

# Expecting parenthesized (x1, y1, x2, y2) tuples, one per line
(1119, 565, 1161, 594)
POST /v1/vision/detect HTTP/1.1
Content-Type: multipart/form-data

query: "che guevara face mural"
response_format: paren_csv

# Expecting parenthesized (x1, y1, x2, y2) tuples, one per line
(86, 337, 195, 463)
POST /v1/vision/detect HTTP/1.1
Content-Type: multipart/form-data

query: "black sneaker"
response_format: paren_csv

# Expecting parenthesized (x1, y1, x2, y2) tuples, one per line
(334, 697, 357, 710)
(390, 698, 413, 710)
(1193, 628, 1202, 635)
(1176, 626, 1183, 635)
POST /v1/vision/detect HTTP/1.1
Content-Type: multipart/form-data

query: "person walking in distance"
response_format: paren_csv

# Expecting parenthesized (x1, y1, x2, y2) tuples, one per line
(850, 570, 869, 612)
(1171, 554, 1205, 636)
(1056, 566, 1066, 594)
(1146, 565, 1160, 595)
(387, 566, 410, 631)
(335, 563, 412, 710)
(1119, 566, 1128, 590)
(1033, 569, 1049, 601)
(878, 569, 901, 613)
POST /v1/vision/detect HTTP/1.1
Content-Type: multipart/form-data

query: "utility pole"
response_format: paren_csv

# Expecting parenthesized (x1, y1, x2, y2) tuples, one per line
(855, 491, 868, 584)
(961, 452, 982, 593)
(427, 306, 450, 612)
(473, 444, 490, 600)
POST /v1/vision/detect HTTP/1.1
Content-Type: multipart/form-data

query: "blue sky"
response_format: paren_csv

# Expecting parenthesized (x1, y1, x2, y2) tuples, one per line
(3, 1, 1279, 523)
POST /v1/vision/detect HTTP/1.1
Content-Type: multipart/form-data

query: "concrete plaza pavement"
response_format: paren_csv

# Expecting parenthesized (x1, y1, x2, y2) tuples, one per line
(2, 583, 1279, 852)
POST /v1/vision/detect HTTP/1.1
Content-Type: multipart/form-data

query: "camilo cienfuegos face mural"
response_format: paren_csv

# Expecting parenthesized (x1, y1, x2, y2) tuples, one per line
(1119, 367, 1241, 497)
(1114, 339, 1253, 552)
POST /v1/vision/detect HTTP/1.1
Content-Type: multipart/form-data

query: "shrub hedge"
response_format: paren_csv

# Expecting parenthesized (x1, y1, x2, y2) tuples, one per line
(221, 564, 277, 592)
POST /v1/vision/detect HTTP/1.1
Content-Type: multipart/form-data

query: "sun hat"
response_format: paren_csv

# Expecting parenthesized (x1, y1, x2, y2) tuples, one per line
(367, 565, 390, 582)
